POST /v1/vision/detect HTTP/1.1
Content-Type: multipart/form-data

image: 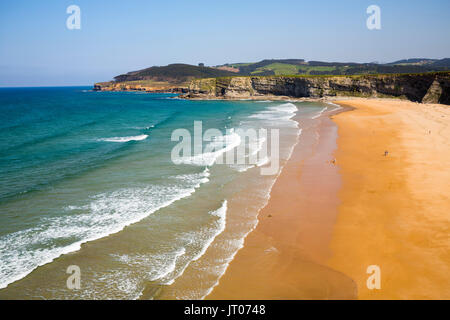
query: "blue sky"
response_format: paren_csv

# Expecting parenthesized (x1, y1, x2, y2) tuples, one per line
(0, 0, 449, 86)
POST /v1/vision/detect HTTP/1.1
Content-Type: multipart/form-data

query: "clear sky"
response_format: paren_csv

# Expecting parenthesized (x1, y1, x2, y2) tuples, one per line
(0, 0, 449, 86)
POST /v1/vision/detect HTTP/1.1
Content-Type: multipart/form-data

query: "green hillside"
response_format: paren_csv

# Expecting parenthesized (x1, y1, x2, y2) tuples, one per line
(216, 58, 450, 76)
(114, 63, 237, 83)
(102, 58, 450, 89)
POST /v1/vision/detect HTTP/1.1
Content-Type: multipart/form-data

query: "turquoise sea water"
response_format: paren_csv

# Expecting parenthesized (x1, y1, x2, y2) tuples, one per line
(0, 87, 327, 299)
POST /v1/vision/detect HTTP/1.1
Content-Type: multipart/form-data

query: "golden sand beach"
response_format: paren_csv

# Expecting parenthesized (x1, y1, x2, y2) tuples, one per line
(207, 99, 450, 300)
(329, 99, 450, 299)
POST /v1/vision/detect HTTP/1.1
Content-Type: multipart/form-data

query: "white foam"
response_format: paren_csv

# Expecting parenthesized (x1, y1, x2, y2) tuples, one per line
(198, 126, 304, 300)
(198, 228, 256, 300)
(0, 171, 210, 290)
(311, 103, 342, 119)
(130, 124, 155, 130)
(231, 156, 270, 173)
(174, 132, 242, 167)
(173, 168, 210, 186)
(98, 134, 148, 142)
(116, 247, 187, 282)
(248, 103, 298, 128)
(157, 200, 228, 286)
(269, 102, 298, 113)
(73, 246, 189, 299)
(311, 106, 328, 119)
(326, 102, 343, 112)
(230, 164, 253, 172)
(256, 156, 270, 167)
(83, 268, 142, 299)
(192, 200, 227, 262)
(249, 136, 266, 156)
(326, 101, 341, 108)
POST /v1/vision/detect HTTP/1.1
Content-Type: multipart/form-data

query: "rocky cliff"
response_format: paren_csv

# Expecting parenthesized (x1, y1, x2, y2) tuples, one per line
(93, 81, 187, 93)
(183, 72, 450, 104)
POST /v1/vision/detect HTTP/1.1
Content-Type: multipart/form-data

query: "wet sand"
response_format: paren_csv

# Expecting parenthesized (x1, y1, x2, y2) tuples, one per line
(208, 98, 450, 300)
(329, 99, 450, 299)
(207, 106, 357, 299)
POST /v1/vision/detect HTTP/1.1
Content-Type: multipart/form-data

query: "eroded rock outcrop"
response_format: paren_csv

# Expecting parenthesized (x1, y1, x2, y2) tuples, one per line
(93, 81, 187, 93)
(183, 72, 450, 104)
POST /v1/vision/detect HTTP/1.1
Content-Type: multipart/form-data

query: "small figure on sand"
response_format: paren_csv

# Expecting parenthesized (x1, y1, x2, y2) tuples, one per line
(384, 150, 389, 157)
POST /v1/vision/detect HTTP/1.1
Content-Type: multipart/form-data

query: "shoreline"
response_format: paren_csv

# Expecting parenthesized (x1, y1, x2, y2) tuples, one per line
(179, 95, 419, 103)
(207, 103, 355, 299)
(1, 96, 447, 299)
(92, 86, 443, 106)
(0, 97, 305, 299)
(207, 98, 450, 300)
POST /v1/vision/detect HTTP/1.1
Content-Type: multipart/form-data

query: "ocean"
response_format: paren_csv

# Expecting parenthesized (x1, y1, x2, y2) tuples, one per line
(0, 87, 328, 299)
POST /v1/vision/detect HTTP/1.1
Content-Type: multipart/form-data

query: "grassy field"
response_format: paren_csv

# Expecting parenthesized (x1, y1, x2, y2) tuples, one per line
(217, 58, 449, 76)
(211, 71, 450, 81)
(297, 65, 337, 74)
(228, 62, 254, 68)
(251, 63, 300, 75)
(244, 63, 341, 75)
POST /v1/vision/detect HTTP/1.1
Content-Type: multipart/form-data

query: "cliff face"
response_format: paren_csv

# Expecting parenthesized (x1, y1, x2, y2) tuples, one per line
(93, 81, 187, 93)
(184, 72, 450, 104)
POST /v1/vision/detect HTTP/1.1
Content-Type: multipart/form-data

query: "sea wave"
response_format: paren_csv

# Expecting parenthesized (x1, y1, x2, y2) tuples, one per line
(79, 246, 188, 300)
(247, 102, 298, 128)
(192, 200, 227, 262)
(0, 169, 210, 290)
(311, 103, 342, 119)
(130, 124, 155, 130)
(249, 136, 266, 156)
(112, 246, 187, 284)
(256, 156, 270, 167)
(198, 124, 303, 299)
(157, 200, 228, 286)
(311, 106, 328, 119)
(326, 101, 343, 112)
(98, 134, 148, 142)
(229, 134, 268, 173)
(174, 131, 242, 167)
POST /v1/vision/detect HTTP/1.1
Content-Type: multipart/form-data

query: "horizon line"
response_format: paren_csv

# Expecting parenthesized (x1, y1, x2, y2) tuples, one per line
(0, 85, 92, 89)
